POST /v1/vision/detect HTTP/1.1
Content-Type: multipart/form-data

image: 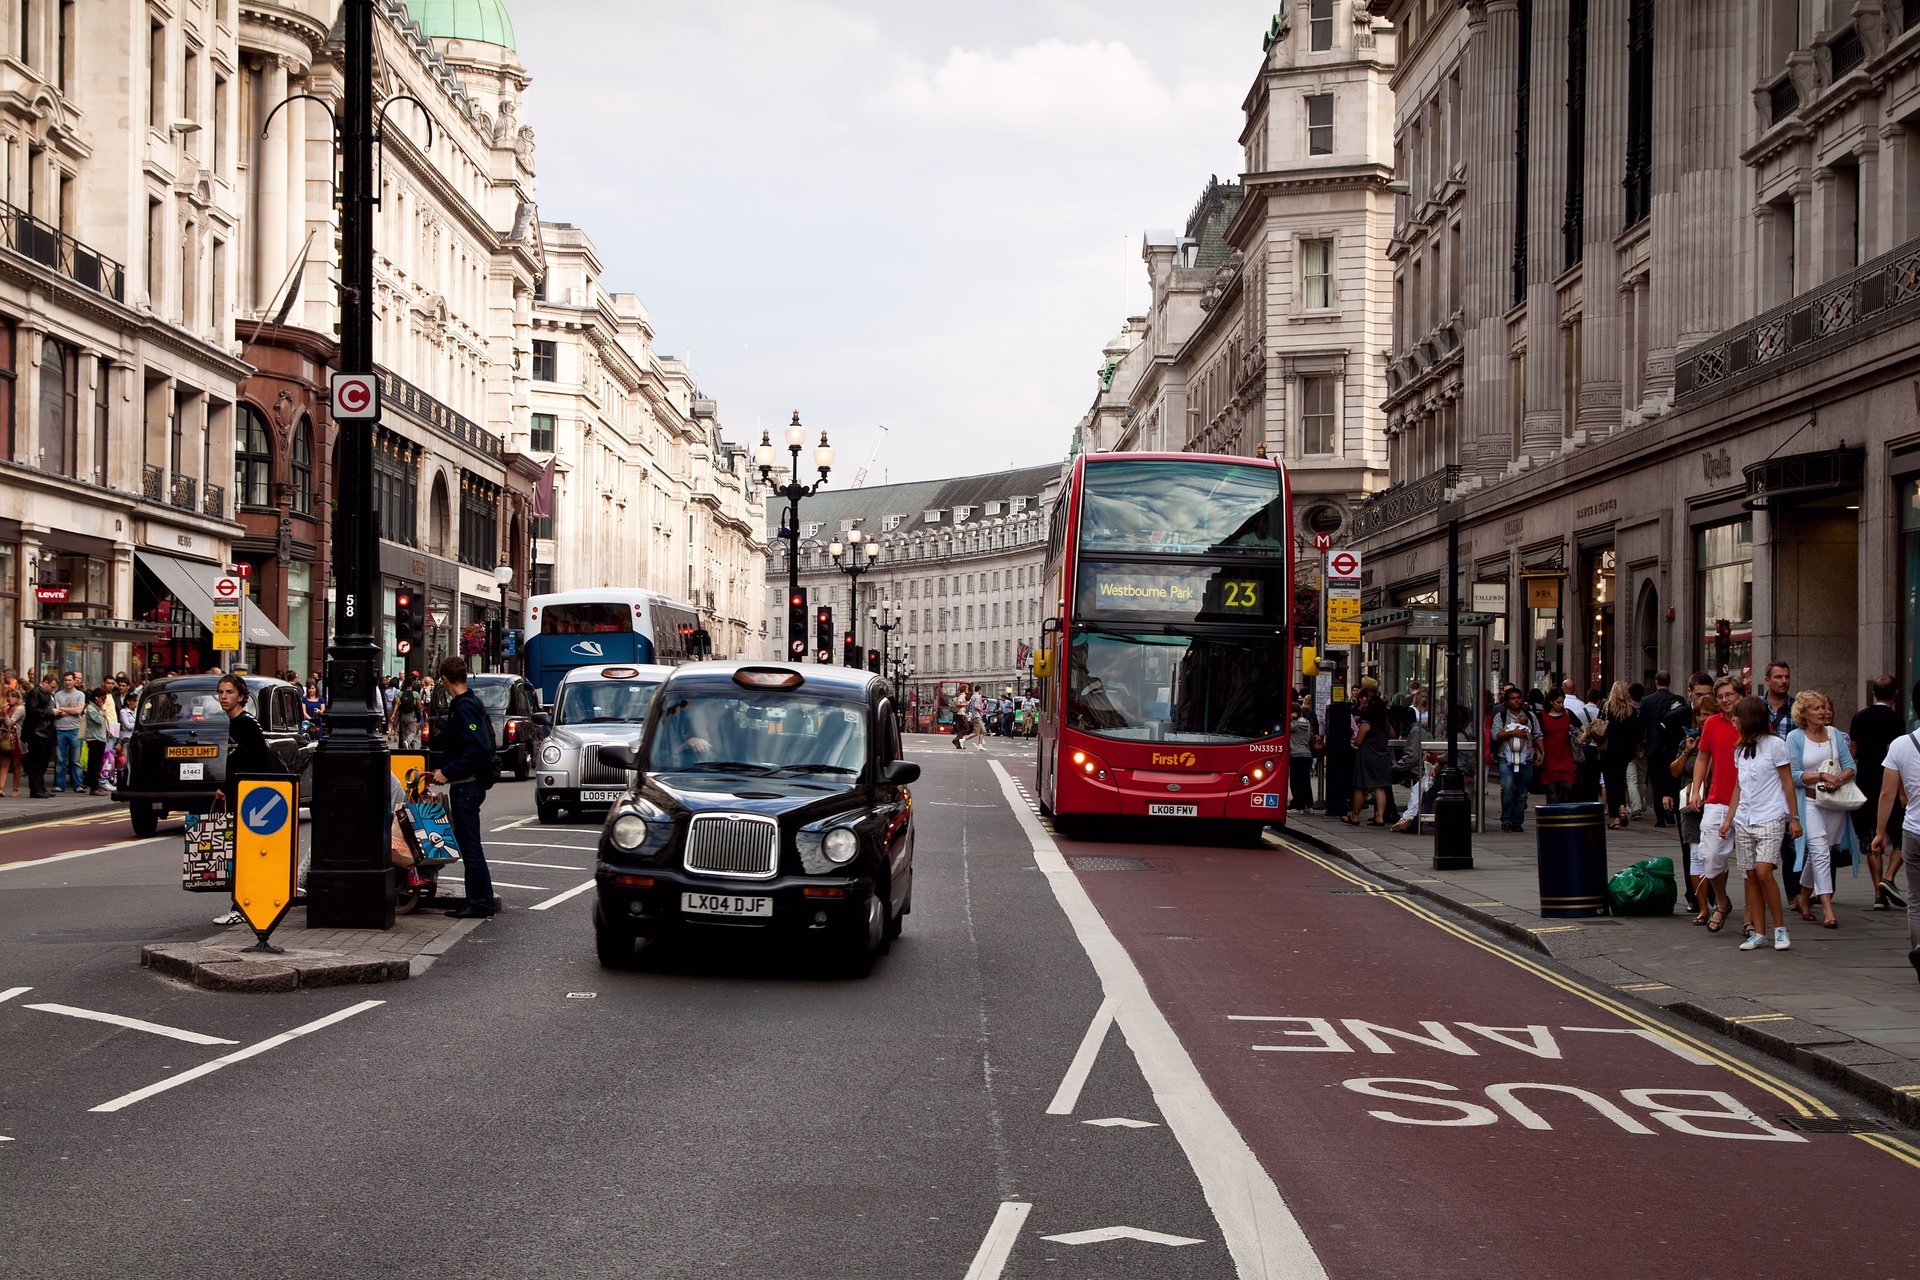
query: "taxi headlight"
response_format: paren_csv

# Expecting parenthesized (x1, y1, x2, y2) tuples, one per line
(609, 815, 647, 850)
(541, 744, 563, 766)
(823, 827, 859, 865)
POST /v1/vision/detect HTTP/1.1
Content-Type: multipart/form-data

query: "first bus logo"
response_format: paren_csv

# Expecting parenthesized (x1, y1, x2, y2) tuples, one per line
(1151, 750, 1198, 767)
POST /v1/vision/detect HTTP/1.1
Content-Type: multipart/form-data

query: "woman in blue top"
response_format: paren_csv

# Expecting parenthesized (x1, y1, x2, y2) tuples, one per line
(1785, 690, 1858, 929)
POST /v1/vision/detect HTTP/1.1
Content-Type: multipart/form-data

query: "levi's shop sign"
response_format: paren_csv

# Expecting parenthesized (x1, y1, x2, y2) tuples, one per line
(34, 586, 69, 604)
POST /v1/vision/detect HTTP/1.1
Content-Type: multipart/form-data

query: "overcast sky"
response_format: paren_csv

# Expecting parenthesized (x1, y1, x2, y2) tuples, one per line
(514, 0, 1276, 485)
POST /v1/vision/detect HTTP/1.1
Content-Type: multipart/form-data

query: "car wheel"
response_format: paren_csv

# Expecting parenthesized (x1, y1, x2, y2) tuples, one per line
(835, 890, 889, 977)
(886, 886, 907, 940)
(594, 903, 638, 969)
(129, 803, 159, 838)
(536, 797, 559, 825)
(513, 745, 532, 782)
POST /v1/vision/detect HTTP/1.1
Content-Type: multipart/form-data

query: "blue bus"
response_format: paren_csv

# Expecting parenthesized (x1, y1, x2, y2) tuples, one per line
(522, 588, 701, 704)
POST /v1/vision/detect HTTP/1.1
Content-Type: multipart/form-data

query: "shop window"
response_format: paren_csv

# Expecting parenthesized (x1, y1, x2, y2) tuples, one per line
(235, 404, 273, 509)
(291, 416, 312, 516)
(1696, 518, 1754, 680)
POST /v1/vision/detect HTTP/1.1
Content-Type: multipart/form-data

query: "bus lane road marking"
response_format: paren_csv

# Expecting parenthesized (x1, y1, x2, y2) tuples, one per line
(1045, 995, 1118, 1115)
(1275, 836, 1920, 1170)
(529, 879, 596, 911)
(0, 836, 168, 874)
(90, 999, 384, 1114)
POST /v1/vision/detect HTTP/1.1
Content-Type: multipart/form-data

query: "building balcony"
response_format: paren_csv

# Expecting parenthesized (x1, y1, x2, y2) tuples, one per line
(142, 464, 163, 501)
(170, 475, 197, 512)
(0, 200, 126, 303)
(1674, 235, 1920, 408)
(202, 483, 225, 520)
(1348, 464, 1459, 543)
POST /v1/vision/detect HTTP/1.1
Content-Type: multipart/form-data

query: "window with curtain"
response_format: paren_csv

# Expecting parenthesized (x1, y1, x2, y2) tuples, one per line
(1300, 375, 1336, 455)
(291, 416, 313, 515)
(1309, 0, 1333, 50)
(1303, 238, 1334, 309)
(0, 317, 15, 461)
(235, 404, 273, 508)
(93, 356, 109, 485)
(38, 337, 76, 477)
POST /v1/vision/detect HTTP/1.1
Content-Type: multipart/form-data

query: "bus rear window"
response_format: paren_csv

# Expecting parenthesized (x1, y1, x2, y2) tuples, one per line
(541, 603, 631, 634)
(1079, 459, 1285, 556)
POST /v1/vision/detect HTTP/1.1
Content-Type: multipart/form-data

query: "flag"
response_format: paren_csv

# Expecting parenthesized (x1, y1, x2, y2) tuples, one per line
(533, 455, 555, 518)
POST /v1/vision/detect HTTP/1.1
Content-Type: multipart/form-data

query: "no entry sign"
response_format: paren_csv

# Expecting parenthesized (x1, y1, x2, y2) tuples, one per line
(1328, 549, 1361, 579)
(330, 372, 380, 420)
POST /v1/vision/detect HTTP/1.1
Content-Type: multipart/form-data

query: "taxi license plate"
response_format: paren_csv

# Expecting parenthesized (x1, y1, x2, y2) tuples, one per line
(1148, 803, 1198, 817)
(167, 745, 219, 759)
(682, 892, 772, 919)
(179, 762, 205, 781)
(579, 789, 622, 803)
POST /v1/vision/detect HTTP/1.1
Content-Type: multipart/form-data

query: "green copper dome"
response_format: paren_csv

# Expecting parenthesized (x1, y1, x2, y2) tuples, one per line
(406, 0, 515, 49)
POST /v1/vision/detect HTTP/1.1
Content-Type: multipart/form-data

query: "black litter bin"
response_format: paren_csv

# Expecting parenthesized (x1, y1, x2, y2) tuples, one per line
(1535, 802, 1609, 918)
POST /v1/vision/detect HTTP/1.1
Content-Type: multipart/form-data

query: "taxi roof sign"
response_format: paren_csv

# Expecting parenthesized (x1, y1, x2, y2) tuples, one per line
(733, 667, 805, 690)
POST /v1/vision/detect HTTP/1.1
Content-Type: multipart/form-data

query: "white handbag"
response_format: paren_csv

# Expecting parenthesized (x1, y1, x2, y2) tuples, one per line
(1812, 736, 1866, 812)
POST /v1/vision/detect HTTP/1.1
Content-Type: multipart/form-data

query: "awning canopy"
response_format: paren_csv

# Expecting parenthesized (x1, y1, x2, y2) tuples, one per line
(26, 617, 186, 642)
(136, 551, 294, 649)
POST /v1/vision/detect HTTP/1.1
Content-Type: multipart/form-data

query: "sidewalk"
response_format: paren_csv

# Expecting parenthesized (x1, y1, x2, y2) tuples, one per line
(1285, 802, 1920, 1125)
(0, 787, 119, 832)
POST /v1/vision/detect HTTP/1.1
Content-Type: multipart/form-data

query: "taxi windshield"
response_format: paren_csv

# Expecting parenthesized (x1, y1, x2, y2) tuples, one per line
(135, 681, 228, 728)
(556, 679, 661, 726)
(647, 691, 868, 776)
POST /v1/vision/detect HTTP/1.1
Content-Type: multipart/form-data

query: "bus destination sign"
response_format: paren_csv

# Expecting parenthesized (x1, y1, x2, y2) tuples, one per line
(1079, 564, 1268, 620)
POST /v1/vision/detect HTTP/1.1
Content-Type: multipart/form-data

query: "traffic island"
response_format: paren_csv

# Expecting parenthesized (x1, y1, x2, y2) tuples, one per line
(141, 907, 487, 992)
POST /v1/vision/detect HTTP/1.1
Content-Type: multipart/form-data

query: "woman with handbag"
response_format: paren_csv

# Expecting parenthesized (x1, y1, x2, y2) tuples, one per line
(1785, 691, 1861, 929)
(1670, 695, 1719, 923)
(1596, 682, 1641, 829)
(0, 688, 23, 796)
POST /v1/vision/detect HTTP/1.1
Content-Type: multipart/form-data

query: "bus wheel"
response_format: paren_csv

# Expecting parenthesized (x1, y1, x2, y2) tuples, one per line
(1240, 821, 1273, 848)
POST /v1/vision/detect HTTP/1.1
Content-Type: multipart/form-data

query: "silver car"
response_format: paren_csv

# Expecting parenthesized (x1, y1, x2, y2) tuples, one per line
(535, 664, 673, 824)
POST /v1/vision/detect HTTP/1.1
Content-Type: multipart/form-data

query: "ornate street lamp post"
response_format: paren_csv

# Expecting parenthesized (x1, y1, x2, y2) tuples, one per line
(869, 599, 902, 672)
(829, 526, 879, 662)
(494, 561, 514, 672)
(756, 411, 832, 660)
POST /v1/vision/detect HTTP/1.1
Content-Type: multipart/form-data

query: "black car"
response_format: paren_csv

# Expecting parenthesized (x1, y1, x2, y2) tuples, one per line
(592, 662, 919, 976)
(424, 673, 548, 780)
(114, 675, 315, 837)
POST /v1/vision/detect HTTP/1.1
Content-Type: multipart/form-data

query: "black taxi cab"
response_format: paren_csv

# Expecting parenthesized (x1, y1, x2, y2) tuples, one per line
(113, 674, 314, 836)
(591, 662, 918, 976)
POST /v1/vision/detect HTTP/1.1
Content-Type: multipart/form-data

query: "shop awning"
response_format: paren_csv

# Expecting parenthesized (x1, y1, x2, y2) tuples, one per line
(136, 551, 294, 649)
(25, 617, 186, 642)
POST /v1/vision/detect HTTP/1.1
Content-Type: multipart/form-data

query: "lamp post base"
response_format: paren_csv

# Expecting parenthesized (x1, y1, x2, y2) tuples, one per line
(1430, 767, 1474, 871)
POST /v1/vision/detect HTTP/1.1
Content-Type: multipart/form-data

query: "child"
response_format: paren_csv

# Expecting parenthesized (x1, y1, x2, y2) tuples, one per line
(1719, 695, 1802, 952)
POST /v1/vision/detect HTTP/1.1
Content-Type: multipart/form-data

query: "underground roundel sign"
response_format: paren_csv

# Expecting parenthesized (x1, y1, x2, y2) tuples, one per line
(330, 372, 380, 420)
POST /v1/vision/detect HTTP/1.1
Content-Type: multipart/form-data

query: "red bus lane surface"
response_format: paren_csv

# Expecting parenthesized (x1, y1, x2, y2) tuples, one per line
(1004, 765, 1919, 1279)
(0, 813, 151, 868)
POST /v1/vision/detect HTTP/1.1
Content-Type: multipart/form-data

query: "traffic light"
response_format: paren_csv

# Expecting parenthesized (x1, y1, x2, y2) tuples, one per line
(843, 629, 858, 667)
(788, 589, 809, 658)
(816, 607, 833, 664)
(867, 648, 881, 673)
(693, 627, 712, 658)
(394, 589, 423, 671)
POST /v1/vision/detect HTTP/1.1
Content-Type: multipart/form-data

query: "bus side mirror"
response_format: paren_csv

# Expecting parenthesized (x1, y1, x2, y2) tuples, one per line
(1033, 651, 1055, 679)
(1301, 646, 1319, 677)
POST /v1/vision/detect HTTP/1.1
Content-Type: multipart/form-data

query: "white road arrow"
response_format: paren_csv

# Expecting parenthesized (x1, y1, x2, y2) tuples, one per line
(1082, 1117, 1160, 1129)
(1042, 1226, 1204, 1247)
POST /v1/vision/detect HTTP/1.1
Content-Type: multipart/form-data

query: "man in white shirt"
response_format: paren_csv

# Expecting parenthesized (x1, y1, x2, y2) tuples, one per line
(1560, 677, 1591, 725)
(967, 687, 988, 748)
(1870, 719, 1920, 985)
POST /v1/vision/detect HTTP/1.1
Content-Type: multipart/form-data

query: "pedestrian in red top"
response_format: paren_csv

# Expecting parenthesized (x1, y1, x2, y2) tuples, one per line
(1537, 690, 1578, 803)
(1687, 677, 1744, 933)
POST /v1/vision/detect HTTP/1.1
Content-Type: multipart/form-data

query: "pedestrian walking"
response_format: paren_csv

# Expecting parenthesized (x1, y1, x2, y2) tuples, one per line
(80, 686, 110, 796)
(212, 672, 278, 926)
(394, 674, 423, 749)
(966, 685, 988, 750)
(431, 657, 499, 918)
(22, 672, 56, 798)
(1537, 689, 1577, 804)
(1346, 679, 1393, 826)
(51, 670, 85, 793)
(1868, 688, 1920, 986)
(1721, 696, 1800, 953)
(1671, 695, 1718, 922)
(1595, 682, 1641, 829)
(0, 688, 23, 796)
(1640, 671, 1687, 826)
(1785, 691, 1857, 931)
(1847, 675, 1906, 910)
(1490, 685, 1542, 832)
(1688, 677, 1744, 935)
(1289, 700, 1315, 811)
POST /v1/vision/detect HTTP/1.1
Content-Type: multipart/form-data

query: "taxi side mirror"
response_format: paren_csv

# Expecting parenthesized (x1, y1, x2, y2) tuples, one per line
(533, 711, 552, 731)
(882, 759, 921, 786)
(596, 742, 641, 772)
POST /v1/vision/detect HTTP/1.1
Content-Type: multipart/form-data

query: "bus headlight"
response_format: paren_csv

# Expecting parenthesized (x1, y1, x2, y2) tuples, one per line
(1071, 748, 1110, 781)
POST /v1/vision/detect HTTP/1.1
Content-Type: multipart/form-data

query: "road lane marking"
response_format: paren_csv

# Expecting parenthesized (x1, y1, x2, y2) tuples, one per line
(0, 987, 30, 1004)
(489, 817, 534, 832)
(90, 1000, 384, 1114)
(488, 840, 600, 849)
(1046, 995, 1119, 1115)
(1042, 1226, 1203, 1247)
(961, 1201, 1031, 1280)
(490, 859, 586, 871)
(1084, 1117, 1159, 1128)
(24, 1003, 237, 1046)
(0, 812, 130, 837)
(0, 837, 166, 873)
(1859, 1132, 1920, 1169)
(481, 881, 552, 891)
(528, 879, 596, 911)
(1276, 838, 1838, 1121)
(1560, 1026, 1716, 1066)
(991, 760, 1327, 1280)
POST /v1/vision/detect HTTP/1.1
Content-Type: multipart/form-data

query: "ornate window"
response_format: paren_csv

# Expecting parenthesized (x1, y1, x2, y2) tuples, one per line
(235, 404, 273, 509)
(291, 416, 313, 516)
(38, 337, 77, 478)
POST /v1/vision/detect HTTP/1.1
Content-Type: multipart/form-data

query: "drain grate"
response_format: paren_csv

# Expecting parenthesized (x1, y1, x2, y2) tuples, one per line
(1778, 1115, 1892, 1134)
(1069, 856, 1152, 872)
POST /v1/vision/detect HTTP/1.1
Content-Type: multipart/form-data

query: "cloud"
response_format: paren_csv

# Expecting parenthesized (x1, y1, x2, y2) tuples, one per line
(878, 39, 1185, 130)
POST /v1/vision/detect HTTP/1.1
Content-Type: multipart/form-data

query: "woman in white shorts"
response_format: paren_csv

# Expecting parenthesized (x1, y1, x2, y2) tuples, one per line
(1785, 691, 1858, 930)
(1720, 696, 1802, 952)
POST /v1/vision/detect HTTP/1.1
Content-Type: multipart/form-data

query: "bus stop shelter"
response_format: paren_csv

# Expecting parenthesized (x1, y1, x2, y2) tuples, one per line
(1359, 607, 1496, 833)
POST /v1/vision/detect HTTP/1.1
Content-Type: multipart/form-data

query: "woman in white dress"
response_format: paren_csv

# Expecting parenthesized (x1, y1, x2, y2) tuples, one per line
(1784, 691, 1858, 930)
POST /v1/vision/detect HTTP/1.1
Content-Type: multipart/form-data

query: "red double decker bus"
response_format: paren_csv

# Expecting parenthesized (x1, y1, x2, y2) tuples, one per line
(1032, 453, 1293, 840)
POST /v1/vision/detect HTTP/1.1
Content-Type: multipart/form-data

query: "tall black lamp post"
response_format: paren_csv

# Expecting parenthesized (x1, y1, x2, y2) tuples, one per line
(869, 598, 901, 676)
(494, 561, 513, 672)
(1431, 514, 1473, 870)
(829, 526, 879, 660)
(756, 411, 832, 660)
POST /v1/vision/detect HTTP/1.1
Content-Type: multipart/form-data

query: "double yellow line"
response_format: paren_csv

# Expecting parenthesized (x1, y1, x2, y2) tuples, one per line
(1274, 835, 1920, 1171)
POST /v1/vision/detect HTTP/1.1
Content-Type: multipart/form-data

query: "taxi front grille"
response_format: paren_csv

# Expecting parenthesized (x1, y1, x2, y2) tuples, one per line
(684, 813, 778, 880)
(577, 750, 632, 786)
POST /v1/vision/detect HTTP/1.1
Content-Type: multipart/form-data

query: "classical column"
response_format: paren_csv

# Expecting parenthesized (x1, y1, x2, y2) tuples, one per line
(286, 62, 307, 292)
(1791, 179, 1814, 295)
(1576, 0, 1629, 439)
(1467, 0, 1519, 479)
(255, 57, 289, 311)
(1877, 122, 1911, 252)
(1855, 141, 1882, 261)
(17, 324, 42, 468)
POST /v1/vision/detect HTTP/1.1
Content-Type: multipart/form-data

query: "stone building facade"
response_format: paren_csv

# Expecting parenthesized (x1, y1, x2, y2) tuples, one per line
(1353, 0, 1920, 712)
(761, 464, 1063, 694)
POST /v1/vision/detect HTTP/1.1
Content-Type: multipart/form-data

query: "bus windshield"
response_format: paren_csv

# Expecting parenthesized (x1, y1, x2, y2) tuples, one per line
(542, 603, 632, 634)
(1078, 459, 1285, 556)
(1067, 629, 1289, 743)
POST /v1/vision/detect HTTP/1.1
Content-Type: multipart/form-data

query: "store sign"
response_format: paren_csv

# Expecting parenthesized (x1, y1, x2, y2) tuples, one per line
(1472, 582, 1508, 614)
(1526, 578, 1560, 609)
(34, 586, 69, 604)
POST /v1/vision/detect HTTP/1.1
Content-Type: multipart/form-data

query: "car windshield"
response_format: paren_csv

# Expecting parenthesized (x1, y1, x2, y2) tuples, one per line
(1068, 628, 1289, 743)
(136, 681, 228, 728)
(647, 690, 868, 775)
(556, 679, 661, 726)
(469, 683, 512, 711)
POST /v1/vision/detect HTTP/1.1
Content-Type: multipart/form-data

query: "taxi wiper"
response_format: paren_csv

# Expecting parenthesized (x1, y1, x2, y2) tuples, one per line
(768, 764, 858, 775)
(675, 761, 774, 773)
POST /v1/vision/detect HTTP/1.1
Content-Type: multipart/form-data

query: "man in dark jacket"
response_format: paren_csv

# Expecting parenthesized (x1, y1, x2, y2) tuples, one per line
(430, 657, 497, 918)
(22, 672, 55, 798)
(1638, 670, 1686, 827)
(1850, 675, 1906, 909)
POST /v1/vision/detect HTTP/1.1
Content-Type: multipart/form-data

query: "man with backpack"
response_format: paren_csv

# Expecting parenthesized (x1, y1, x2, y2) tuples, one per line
(1639, 670, 1687, 827)
(394, 674, 423, 749)
(429, 657, 499, 918)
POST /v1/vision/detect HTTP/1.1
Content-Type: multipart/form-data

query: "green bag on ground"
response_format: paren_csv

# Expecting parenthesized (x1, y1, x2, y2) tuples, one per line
(1607, 856, 1677, 916)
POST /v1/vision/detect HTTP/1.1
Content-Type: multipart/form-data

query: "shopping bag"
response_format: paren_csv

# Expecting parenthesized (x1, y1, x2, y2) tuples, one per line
(402, 797, 462, 867)
(1607, 856, 1677, 916)
(181, 800, 237, 892)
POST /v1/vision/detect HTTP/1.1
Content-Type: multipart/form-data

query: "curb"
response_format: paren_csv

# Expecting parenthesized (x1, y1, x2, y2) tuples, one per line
(0, 800, 119, 833)
(142, 942, 410, 992)
(1275, 821, 1920, 1129)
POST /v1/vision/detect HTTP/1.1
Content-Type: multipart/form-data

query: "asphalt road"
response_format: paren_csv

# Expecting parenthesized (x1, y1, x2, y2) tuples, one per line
(1, 736, 1915, 1280)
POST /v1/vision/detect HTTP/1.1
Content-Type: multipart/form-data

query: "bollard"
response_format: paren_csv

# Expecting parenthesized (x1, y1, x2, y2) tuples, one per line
(1535, 801, 1609, 918)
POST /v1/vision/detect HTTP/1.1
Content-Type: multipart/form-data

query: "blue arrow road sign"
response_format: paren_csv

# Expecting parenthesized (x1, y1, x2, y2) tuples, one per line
(242, 790, 289, 838)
